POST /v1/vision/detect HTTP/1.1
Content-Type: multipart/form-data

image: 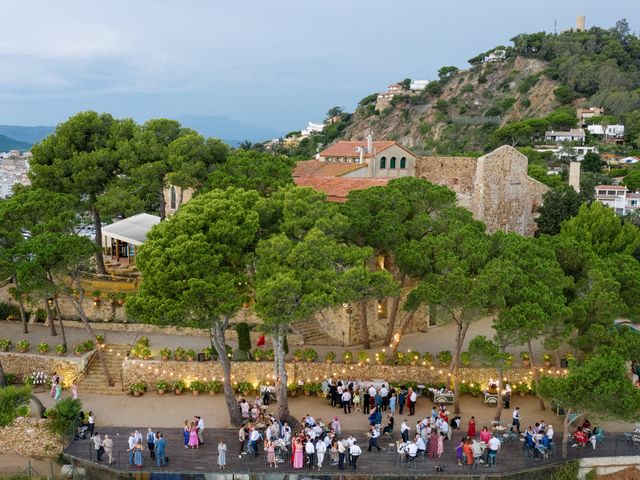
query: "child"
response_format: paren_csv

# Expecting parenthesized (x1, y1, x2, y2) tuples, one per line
(72, 381, 78, 400)
(267, 440, 276, 468)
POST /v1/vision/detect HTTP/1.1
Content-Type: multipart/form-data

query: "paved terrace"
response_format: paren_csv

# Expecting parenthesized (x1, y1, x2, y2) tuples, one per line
(65, 428, 640, 477)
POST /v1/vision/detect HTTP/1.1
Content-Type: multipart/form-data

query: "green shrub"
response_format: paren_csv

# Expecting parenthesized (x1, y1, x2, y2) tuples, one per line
(357, 351, 369, 363)
(324, 351, 336, 362)
(303, 348, 317, 362)
(4, 373, 17, 385)
(73, 343, 85, 354)
(185, 349, 196, 360)
(253, 349, 265, 361)
(189, 380, 206, 392)
(460, 351, 472, 366)
(207, 380, 223, 393)
(16, 340, 30, 352)
(0, 386, 32, 426)
(137, 336, 150, 347)
(375, 351, 387, 364)
(235, 381, 253, 394)
(461, 84, 474, 94)
(129, 382, 145, 394)
(293, 349, 305, 361)
(83, 340, 94, 351)
(46, 397, 82, 436)
(394, 352, 407, 365)
(173, 380, 185, 391)
(38, 342, 49, 354)
(34, 308, 47, 322)
(0, 338, 12, 351)
(408, 351, 421, 363)
(159, 347, 172, 359)
(235, 322, 251, 352)
(95, 335, 105, 345)
(15, 405, 29, 417)
(521, 98, 531, 108)
(174, 346, 185, 360)
(342, 351, 353, 363)
(437, 350, 452, 365)
(155, 380, 169, 391)
(0, 302, 20, 320)
(202, 346, 214, 360)
(422, 352, 433, 364)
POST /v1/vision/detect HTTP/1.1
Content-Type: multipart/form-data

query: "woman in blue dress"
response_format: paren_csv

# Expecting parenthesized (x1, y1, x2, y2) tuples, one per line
(134, 440, 144, 469)
(183, 420, 190, 447)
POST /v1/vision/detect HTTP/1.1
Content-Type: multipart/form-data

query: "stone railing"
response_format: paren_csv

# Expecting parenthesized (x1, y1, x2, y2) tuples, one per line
(0, 351, 93, 387)
(122, 358, 549, 391)
(0, 417, 61, 457)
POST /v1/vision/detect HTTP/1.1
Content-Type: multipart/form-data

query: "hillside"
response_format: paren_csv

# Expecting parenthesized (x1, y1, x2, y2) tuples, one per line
(0, 134, 31, 152)
(0, 125, 53, 145)
(333, 21, 640, 156)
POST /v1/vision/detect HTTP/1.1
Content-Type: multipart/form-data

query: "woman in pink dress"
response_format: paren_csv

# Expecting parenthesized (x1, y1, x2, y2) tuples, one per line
(437, 433, 444, 458)
(293, 438, 304, 469)
(188, 422, 199, 449)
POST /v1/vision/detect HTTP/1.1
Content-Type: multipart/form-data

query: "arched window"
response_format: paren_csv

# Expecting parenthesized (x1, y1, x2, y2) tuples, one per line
(390, 157, 396, 169)
(170, 186, 177, 210)
(400, 157, 407, 169)
(379, 157, 386, 169)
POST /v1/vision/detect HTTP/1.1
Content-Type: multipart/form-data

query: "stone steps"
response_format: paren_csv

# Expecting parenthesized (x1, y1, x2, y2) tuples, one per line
(294, 319, 333, 345)
(78, 344, 130, 395)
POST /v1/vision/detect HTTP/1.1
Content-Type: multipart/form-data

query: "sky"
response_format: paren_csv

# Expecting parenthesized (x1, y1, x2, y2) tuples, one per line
(0, 0, 638, 133)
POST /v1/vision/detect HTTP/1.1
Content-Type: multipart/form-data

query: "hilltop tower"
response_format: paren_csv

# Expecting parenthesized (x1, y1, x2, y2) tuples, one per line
(576, 15, 586, 32)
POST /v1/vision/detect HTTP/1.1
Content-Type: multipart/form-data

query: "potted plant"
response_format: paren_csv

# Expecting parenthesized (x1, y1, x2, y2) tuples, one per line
(408, 351, 421, 366)
(504, 353, 514, 367)
(302, 383, 314, 396)
(293, 349, 304, 362)
(469, 382, 482, 397)
(543, 353, 553, 367)
(287, 383, 298, 397)
(253, 349, 265, 361)
(202, 346, 214, 361)
(138, 346, 151, 360)
(185, 349, 196, 361)
(342, 351, 353, 364)
(74, 343, 85, 356)
(174, 346, 185, 361)
(95, 335, 105, 346)
(520, 351, 531, 367)
(422, 352, 433, 365)
(324, 351, 336, 364)
(91, 290, 101, 306)
(207, 380, 222, 395)
(394, 352, 406, 365)
(16, 339, 30, 353)
(0, 339, 12, 352)
(357, 351, 369, 364)
(38, 342, 49, 355)
(236, 381, 253, 396)
(265, 349, 274, 361)
(159, 347, 172, 361)
(437, 350, 452, 366)
(303, 348, 317, 363)
(55, 344, 66, 356)
(83, 340, 95, 351)
(129, 382, 145, 397)
(375, 351, 387, 365)
(459, 351, 472, 367)
(156, 380, 169, 395)
(189, 380, 205, 396)
(173, 380, 185, 395)
(116, 292, 126, 306)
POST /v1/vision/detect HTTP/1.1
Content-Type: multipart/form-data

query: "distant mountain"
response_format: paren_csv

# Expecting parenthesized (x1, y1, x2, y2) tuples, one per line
(0, 134, 32, 152)
(176, 115, 283, 144)
(0, 125, 54, 144)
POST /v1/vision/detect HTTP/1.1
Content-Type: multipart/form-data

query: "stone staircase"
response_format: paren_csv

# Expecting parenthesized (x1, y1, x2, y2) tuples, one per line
(77, 344, 129, 395)
(294, 319, 333, 345)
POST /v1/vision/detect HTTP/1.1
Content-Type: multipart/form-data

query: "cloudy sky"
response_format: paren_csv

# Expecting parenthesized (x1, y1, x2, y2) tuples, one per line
(0, 0, 637, 133)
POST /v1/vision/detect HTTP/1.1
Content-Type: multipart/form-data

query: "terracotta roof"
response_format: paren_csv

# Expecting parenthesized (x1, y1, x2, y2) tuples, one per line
(319, 141, 397, 159)
(294, 177, 389, 202)
(293, 160, 367, 178)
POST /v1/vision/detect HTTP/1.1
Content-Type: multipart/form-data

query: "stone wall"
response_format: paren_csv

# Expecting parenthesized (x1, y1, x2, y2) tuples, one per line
(0, 417, 61, 457)
(122, 357, 538, 391)
(0, 352, 90, 387)
(416, 146, 548, 237)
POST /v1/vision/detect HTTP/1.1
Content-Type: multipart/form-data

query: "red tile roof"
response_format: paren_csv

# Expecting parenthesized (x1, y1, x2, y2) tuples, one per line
(293, 160, 367, 178)
(294, 177, 389, 202)
(319, 141, 397, 159)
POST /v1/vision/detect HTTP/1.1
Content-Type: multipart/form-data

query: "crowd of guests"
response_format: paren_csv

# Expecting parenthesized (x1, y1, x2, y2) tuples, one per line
(327, 380, 419, 416)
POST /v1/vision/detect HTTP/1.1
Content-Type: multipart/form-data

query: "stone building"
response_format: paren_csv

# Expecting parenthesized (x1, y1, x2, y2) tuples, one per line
(416, 145, 548, 236)
(163, 184, 194, 217)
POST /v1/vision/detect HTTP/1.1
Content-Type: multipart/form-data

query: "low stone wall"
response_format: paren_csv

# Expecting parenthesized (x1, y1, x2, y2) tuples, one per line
(0, 417, 62, 457)
(0, 351, 91, 387)
(122, 357, 537, 391)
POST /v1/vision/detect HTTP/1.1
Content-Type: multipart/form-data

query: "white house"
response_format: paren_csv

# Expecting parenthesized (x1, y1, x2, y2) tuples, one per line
(594, 185, 640, 215)
(587, 125, 605, 136)
(410, 80, 430, 91)
(544, 129, 586, 144)
(484, 50, 506, 62)
(606, 124, 625, 139)
(535, 145, 597, 162)
(301, 122, 325, 136)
